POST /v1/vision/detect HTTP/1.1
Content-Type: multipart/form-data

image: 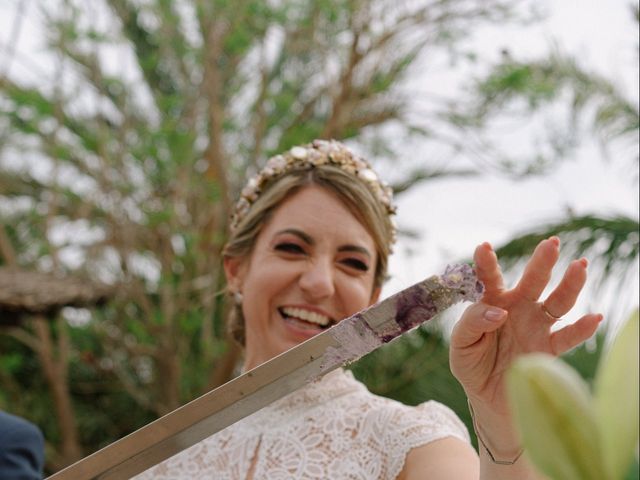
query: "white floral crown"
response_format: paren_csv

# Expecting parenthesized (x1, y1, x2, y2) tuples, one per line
(230, 139, 397, 238)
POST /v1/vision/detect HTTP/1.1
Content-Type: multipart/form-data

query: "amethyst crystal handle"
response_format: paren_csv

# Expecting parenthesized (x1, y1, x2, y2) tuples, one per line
(323, 264, 483, 369)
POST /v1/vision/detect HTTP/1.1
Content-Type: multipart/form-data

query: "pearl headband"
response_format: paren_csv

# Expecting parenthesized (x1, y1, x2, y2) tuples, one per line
(230, 139, 397, 239)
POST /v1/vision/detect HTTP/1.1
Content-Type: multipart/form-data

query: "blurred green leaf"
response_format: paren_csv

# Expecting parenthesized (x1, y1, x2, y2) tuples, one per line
(595, 310, 640, 479)
(0, 352, 25, 375)
(507, 354, 605, 480)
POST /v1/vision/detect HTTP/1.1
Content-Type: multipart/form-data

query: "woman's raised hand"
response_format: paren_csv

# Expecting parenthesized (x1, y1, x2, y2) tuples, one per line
(450, 237, 602, 421)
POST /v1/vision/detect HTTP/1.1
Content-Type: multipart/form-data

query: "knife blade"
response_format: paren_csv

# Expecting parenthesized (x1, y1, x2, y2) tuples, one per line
(47, 264, 481, 480)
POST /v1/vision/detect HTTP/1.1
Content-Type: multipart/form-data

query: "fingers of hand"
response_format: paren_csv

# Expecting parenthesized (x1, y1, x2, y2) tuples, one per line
(473, 242, 505, 298)
(550, 313, 603, 355)
(541, 258, 589, 321)
(515, 237, 560, 301)
(451, 302, 508, 349)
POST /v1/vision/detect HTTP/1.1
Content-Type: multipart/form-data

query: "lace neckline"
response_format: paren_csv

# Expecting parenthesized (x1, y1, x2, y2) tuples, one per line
(134, 366, 471, 480)
(241, 369, 364, 429)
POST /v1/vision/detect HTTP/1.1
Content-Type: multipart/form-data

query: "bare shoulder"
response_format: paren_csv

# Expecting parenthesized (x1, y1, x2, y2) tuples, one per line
(396, 436, 479, 480)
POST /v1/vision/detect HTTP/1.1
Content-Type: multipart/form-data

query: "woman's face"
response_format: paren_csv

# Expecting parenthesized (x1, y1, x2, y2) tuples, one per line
(225, 185, 381, 370)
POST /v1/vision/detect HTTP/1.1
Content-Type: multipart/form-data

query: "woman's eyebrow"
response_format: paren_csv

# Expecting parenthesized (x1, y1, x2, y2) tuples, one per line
(338, 245, 372, 258)
(275, 228, 314, 245)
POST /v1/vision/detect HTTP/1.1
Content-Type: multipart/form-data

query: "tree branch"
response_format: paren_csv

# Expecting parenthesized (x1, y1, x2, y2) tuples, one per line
(0, 224, 17, 266)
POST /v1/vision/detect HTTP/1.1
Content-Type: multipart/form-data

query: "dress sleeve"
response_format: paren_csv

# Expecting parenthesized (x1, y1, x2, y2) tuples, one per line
(374, 399, 471, 479)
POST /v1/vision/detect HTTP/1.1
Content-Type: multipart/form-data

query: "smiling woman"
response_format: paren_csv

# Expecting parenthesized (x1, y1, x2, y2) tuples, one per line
(134, 139, 601, 480)
(223, 141, 395, 350)
(225, 186, 381, 370)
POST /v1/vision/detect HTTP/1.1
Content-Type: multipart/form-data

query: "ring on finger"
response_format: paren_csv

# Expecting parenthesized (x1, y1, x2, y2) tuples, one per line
(541, 303, 562, 321)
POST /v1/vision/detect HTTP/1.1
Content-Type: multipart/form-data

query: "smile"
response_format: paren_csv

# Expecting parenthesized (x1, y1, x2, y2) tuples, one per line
(279, 307, 334, 328)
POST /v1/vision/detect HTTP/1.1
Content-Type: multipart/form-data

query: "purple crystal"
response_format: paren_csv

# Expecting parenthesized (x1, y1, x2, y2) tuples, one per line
(441, 264, 484, 302)
(394, 286, 439, 332)
(325, 264, 484, 367)
(392, 264, 483, 336)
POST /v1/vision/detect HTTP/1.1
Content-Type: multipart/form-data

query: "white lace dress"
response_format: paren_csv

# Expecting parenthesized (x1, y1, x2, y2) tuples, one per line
(134, 369, 470, 479)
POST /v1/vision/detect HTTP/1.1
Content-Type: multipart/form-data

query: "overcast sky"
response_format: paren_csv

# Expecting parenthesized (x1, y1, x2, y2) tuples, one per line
(384, 0, 639, 334)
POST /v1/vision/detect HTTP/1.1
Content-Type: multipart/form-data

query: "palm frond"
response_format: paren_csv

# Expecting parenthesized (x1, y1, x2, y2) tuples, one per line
(495, 214, 639, 328)
(496, 214, 638, 274)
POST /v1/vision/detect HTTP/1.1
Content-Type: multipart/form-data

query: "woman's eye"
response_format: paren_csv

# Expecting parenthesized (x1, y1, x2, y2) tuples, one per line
(341, 258, 369, 272)
(274, 242, 305, 254)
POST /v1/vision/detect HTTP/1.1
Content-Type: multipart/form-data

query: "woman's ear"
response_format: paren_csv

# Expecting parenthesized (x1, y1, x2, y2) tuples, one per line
(223, 256, 247, 292)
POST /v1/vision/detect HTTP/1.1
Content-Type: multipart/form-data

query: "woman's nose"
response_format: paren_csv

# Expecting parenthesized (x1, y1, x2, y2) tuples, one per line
(299, 259, 335, 300)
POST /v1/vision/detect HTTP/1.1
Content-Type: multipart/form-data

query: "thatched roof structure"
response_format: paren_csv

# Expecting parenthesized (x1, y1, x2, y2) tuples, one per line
(0, 267, 114, 324)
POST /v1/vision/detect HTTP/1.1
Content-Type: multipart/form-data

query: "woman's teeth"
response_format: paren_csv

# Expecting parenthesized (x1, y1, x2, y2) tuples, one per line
(281, 307, 331, 327)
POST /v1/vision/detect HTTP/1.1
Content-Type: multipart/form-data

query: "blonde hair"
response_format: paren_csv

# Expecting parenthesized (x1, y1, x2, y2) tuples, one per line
(223, 165, 395, 346)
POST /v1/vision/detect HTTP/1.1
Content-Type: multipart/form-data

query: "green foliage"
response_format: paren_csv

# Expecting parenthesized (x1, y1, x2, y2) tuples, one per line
(479, 63, 557, 107)
(449, 39, 639, 177)
(67, 344, 157, 450)
(562, 330, 606, 385)
(474, 51, 639, 138)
